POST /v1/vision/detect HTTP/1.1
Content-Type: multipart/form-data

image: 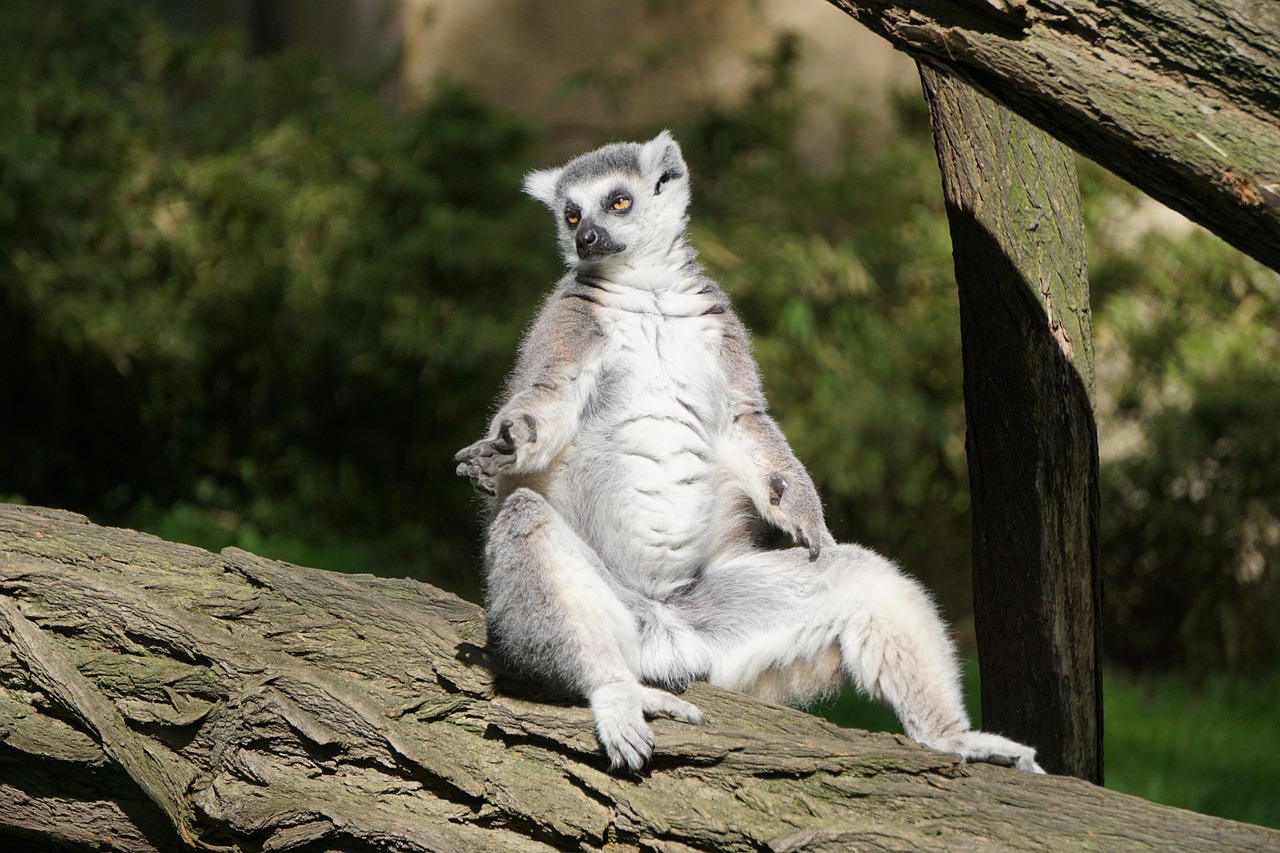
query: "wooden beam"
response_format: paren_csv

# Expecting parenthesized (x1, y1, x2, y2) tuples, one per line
(826, 0, 1280, 273)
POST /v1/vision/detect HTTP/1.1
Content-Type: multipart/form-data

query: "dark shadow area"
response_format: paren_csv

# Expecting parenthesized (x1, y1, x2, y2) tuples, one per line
(947, 209, 1102, 782)
(0, 748, 188, 852)
(0, 285, 154, 515)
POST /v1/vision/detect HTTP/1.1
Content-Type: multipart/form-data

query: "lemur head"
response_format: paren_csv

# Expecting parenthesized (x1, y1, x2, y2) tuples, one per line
(523, 131, 691, 271)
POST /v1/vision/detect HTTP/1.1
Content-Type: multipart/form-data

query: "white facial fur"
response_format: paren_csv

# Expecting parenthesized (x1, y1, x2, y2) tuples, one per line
(523, 131, 692, 273)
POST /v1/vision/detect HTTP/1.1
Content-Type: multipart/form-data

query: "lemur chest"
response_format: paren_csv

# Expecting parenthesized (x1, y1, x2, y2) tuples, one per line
(555, 287, 733, 590)
(591, 292, 730, 443)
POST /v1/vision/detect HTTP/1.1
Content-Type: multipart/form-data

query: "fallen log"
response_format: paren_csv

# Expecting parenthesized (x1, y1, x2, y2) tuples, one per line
(0, 503, 1274, 851)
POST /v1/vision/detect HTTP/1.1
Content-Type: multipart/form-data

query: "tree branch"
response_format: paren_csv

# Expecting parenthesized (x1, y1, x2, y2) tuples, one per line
(825, 0, 1280, 272)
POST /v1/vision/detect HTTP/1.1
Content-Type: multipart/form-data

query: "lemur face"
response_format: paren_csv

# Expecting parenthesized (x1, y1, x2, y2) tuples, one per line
(562, 178, 636, 262)
(523, 131, 691, 271)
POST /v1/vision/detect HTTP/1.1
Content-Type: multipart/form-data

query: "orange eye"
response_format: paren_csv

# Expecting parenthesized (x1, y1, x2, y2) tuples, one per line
(565, 213, 579, 225)
(612, 196, 631, 211)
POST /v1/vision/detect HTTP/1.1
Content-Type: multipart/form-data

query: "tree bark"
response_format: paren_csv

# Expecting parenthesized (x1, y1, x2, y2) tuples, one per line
(0, 505, 1273, 851)
(824, 0, 1280, 274)
(919, 67, 1102, 783)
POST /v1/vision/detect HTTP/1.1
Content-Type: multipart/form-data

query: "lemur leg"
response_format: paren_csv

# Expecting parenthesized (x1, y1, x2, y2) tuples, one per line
(484, 488, 703, 771)
(693, 544, 1043, 773)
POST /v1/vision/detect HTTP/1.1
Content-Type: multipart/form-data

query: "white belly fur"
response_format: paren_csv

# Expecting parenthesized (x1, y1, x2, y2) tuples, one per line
(547, 283, 735, 598)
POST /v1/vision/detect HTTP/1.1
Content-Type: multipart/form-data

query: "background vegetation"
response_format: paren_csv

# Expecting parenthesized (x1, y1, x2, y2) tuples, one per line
(2, 0, 1277, 827)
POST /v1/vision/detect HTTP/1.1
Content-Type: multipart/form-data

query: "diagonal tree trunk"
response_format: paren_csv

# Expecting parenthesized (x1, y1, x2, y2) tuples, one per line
(825, 0, 1280, 274)
(1, 504, 1275, 851)
(920, 66, 1102, 783)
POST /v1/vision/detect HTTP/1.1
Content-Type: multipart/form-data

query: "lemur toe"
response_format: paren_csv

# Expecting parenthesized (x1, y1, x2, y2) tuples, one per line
(929, 730, 1045, 774)
(640, 687, 705, 726)
(591, 683, 657, 773)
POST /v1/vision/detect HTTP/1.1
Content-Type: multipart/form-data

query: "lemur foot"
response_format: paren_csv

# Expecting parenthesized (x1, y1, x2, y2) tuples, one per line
(589, 682, 704, 773)
(455, 413, 538, 491)
(927, 730, 1045, 774)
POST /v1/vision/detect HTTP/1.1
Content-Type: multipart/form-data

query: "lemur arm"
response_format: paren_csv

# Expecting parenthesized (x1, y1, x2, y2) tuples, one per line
(720, 305, 834, 558)
(455, 282, 604, 493)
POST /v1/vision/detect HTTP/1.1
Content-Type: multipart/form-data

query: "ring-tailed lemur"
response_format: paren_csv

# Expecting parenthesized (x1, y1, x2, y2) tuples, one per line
(455, 131, 1043, 774)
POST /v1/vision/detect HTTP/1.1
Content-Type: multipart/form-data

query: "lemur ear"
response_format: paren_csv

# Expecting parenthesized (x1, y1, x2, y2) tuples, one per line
(522, 167, 562, 208)
(639, 130, 686, 195)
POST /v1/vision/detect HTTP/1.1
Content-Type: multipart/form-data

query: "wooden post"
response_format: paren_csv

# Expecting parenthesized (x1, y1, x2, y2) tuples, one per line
(919, 66, 1103, 782)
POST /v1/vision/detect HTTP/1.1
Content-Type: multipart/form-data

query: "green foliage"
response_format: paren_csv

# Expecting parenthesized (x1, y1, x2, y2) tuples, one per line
(1087, 181, 1280, 672)
(0, 0, 554, 596)
(1103, 668, 1280, 828)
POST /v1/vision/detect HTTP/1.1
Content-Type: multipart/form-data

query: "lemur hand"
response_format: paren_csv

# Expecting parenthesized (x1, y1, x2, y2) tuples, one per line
(769, 474, 834, 560)
(454, 414, 538, 494)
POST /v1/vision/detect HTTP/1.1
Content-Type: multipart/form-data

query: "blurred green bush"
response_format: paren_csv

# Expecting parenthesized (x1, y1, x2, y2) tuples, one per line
(1086, 185, 1280, 673)
(0, 1, 557, 595)
(1, 2, 1277, 672)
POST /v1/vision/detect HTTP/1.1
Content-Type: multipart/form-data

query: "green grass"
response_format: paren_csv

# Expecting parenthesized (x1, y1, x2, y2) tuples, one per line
(1103, 669, 1280, 828)
(813, 660, 1280, 829)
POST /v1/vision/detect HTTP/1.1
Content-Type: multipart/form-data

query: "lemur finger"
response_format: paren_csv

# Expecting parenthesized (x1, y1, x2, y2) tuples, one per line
(805, 533, 834, 560)
(456, 456, 492, 479)
(457, 440, 501, 467)
(518, 412, 538, 443)
(494, 413, 538, 453)
(790, 522, 822, 561)
(492, 420, 516, 453)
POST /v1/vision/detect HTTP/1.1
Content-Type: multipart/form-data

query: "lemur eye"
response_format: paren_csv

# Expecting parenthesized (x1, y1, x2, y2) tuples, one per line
(611, 196, 632, 211)
(565, 211, 580, 226)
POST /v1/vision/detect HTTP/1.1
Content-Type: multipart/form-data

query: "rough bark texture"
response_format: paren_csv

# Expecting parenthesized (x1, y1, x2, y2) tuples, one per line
(1, 505, 1275, 851)
(919, 67, 1102, 785)
(824, 0, 1280, 274)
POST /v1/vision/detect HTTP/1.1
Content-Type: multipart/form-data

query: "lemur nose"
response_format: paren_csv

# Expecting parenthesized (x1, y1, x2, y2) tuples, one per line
(575, 223, 621, 258)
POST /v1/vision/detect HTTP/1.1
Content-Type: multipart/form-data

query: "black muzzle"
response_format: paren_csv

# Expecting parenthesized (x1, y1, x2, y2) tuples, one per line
(575, 223, 625, 260)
